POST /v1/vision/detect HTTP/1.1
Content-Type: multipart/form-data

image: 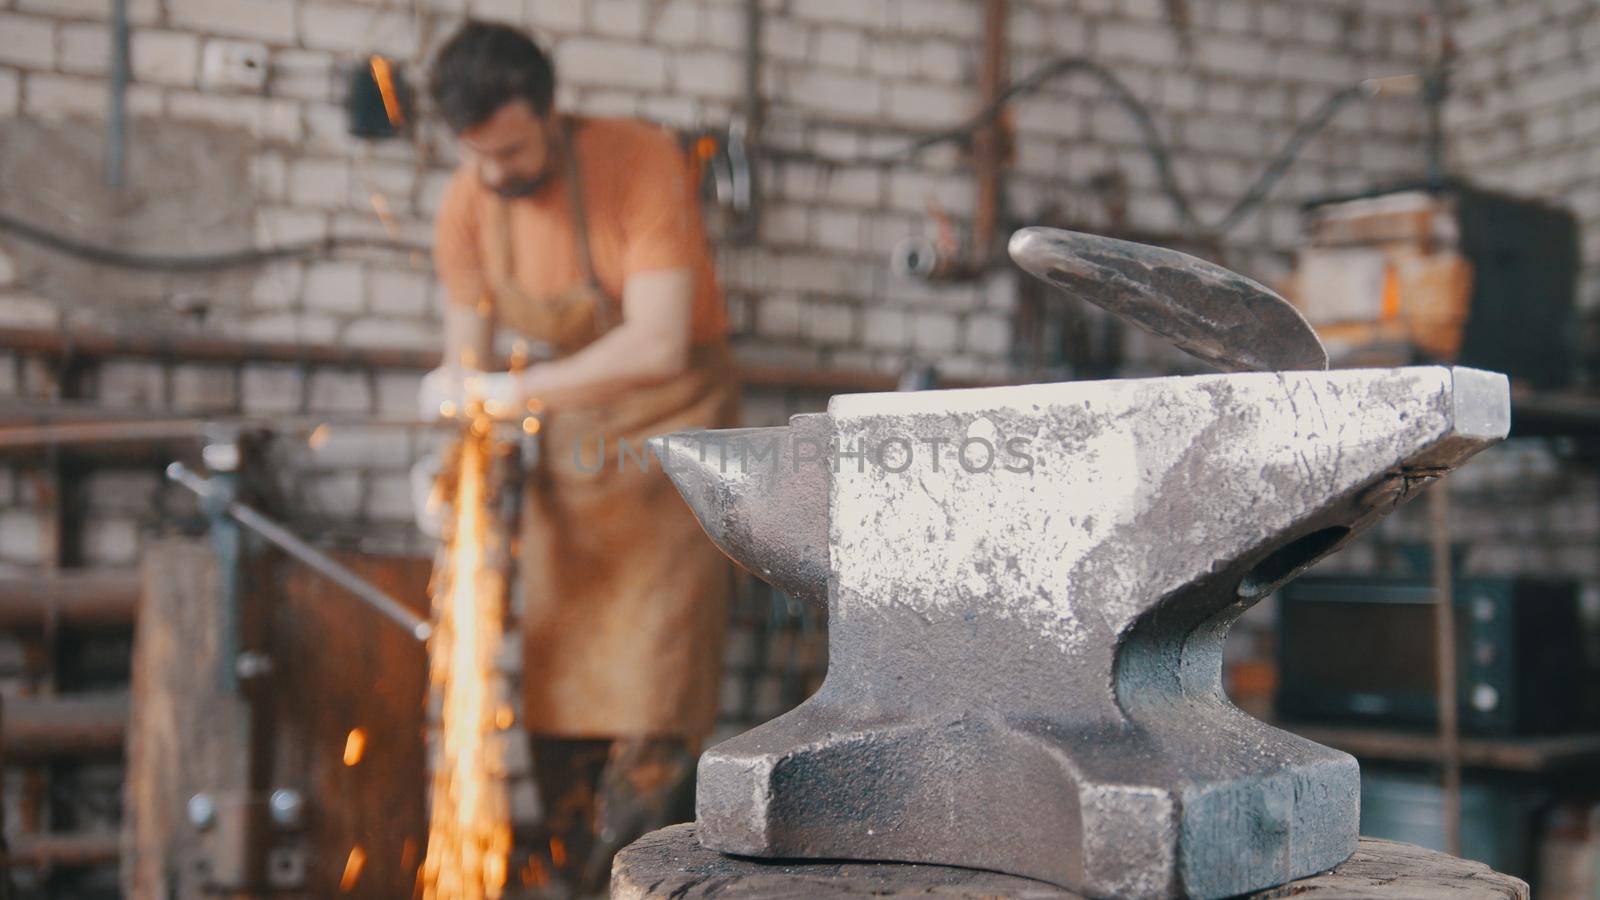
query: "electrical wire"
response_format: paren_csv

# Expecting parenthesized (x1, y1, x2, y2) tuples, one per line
(0, 208, 426, 272)
(781, 55, 1403, 238)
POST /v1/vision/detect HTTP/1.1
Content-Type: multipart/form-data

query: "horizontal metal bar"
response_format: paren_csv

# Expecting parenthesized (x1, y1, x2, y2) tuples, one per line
(166, 463, 432, 643)
(0, 570, 139, 629)
(3, 832, 120, 868)
(3, 693, 128, 762)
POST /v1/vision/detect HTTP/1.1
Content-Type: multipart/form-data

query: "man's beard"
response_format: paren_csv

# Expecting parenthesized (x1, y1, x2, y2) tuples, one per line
(488, 168, 556, 199)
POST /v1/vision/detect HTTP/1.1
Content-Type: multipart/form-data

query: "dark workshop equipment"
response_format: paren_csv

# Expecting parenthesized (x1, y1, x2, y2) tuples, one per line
(1277, 576, 1600, 735)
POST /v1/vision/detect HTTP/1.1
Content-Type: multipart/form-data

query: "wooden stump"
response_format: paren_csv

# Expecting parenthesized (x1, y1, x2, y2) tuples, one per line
(121, 538, 432, 898)
(611, 824, 1530, 900)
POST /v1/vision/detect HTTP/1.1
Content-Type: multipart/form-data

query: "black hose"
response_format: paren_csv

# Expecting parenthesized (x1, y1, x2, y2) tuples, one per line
(787, 55, 1378, 238)
(0, 208, 427, 272)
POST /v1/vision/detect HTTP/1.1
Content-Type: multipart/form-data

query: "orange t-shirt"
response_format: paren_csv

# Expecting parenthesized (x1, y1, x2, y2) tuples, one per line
(432, 116, 728, 345)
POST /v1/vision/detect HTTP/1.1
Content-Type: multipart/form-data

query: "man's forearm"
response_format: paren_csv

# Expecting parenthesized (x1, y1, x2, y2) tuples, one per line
(515, 268, 696, 412)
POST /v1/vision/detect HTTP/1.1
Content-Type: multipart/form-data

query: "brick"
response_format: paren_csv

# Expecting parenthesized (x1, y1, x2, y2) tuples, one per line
(255, 207, 329, 245)
(862, 308, 909, 349)
(251, 261, 305, 310)
(1096, 21, 1180, 64)
(308, 472, 364, 513)
(785, 68, 882, 117)
(557, 39, 667, 91)
(83, 516, 140, 566)
(702, 5, 749, 50)
(0, 509, 45, 565)
(240, 364, 304, 415)
(169, 0, 296, 44)
(368, 268, 432, 316)
(0, 14, 54, 69)
(86, 471, 159, 514)
(365, 472, 415, 522)
(309, 424, 412, 468)
(350, 161, 417, 211)
(591, 0, 648, 38)
(307, 370, 373, 413)
(303, 261, 365, 314)
(0, 71, 18, 117)
(236, 313, 341, 345)
(765, 19, 813, 63)
(802, 301, 856, 343)
(674, 50, 741, 100)
(172, 365, 238, 411)
(60, 23, 111, 75)
(375, 370, 423, 416)
(289, 159, 352, 209)
(24, 75, 157, 119)
(342, 316, 436, 348)
(271, 48, 337, 100)
(793, 0, 886, 28)
(299, 4, 421, 55)
(527, 0, 584, 33)
(816, 27, 865, 69)
(812, 207, 864, 253)
(469, 0, 523, 23)
(641, 93, 697, 125)
(887, 81, 969, 126)
(756, 294, 802, 339)
(0, 294, 59, 329)
(901, 0, 976, 37)
(965, 314, 1010, 355)
(652, 1, 702, 46)
(166, 92, 301, 142)
(132, 30, 201, 86)
(1198, 35, 1271, 77)
(95, 360, 166, 408)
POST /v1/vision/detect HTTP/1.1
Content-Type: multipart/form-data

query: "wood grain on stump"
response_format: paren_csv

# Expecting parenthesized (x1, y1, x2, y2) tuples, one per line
(612, 824, 1529, 900)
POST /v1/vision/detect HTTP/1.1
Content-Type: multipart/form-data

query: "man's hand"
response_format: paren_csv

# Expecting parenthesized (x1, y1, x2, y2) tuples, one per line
(417, 366, 524, 420)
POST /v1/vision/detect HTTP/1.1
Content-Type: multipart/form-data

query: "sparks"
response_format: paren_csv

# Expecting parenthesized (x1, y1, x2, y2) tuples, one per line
(421, 425, 512, 899)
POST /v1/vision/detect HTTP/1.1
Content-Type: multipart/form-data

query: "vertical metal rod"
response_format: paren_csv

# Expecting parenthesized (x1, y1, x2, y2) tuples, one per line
(105, 0, 130, 187)
(969, 0, 1007, 269)
(737, 0, 764, 244)
(1429, 482, 1462, 856)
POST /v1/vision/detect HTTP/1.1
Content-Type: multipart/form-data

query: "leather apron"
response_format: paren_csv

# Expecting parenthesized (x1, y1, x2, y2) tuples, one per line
(481, 117, 738, 739)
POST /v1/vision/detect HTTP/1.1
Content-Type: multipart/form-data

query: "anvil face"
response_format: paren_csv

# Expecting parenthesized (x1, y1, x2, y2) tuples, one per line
(658, 366, 1509, 900)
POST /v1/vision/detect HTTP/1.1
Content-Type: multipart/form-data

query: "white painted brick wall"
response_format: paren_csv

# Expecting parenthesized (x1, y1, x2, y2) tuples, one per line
(5, 0, 1577, 553)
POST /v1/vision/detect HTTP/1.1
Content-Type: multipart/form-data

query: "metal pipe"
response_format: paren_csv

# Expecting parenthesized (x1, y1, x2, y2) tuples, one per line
(0, 571, 139, 629)
(105, 0, 129, 187)
(3, 694, 128, 762)
(4, 833, 122, 869)
(971, 0, 1008, 268)
(165, 462, 432, 642)
(1429, 483, 1462, 856)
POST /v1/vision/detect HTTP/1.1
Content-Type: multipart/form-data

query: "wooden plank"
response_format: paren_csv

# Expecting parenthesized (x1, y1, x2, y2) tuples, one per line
(120, 538, 255, 898)
(270, 553, 431, 899)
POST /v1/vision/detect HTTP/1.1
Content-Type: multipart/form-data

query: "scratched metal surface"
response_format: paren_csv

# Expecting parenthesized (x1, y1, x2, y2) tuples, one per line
(1008, 226, 1329, 374)
(661, 367, 1508, 900)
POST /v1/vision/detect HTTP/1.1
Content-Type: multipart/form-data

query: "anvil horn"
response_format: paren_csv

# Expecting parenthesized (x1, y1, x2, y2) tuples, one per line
(654, 414, 829, 606)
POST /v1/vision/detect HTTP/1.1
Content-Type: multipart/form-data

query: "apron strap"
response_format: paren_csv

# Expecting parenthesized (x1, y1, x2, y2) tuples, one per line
(558, 116, 621, 333)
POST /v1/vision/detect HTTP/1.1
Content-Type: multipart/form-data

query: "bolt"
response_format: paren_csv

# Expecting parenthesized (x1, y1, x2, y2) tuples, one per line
(236, 651, 274, 679)
(187, 793, 216, 830)
(268, 789, 305, 829)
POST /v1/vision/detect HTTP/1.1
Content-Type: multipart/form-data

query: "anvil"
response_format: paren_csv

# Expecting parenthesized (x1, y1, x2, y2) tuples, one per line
(657, 365, 1508, 899)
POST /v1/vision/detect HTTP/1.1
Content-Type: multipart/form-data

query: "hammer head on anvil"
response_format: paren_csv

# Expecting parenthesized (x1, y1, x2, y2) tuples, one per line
(1008, 226, 1330, 374)
(658, 365, 1509, 899)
